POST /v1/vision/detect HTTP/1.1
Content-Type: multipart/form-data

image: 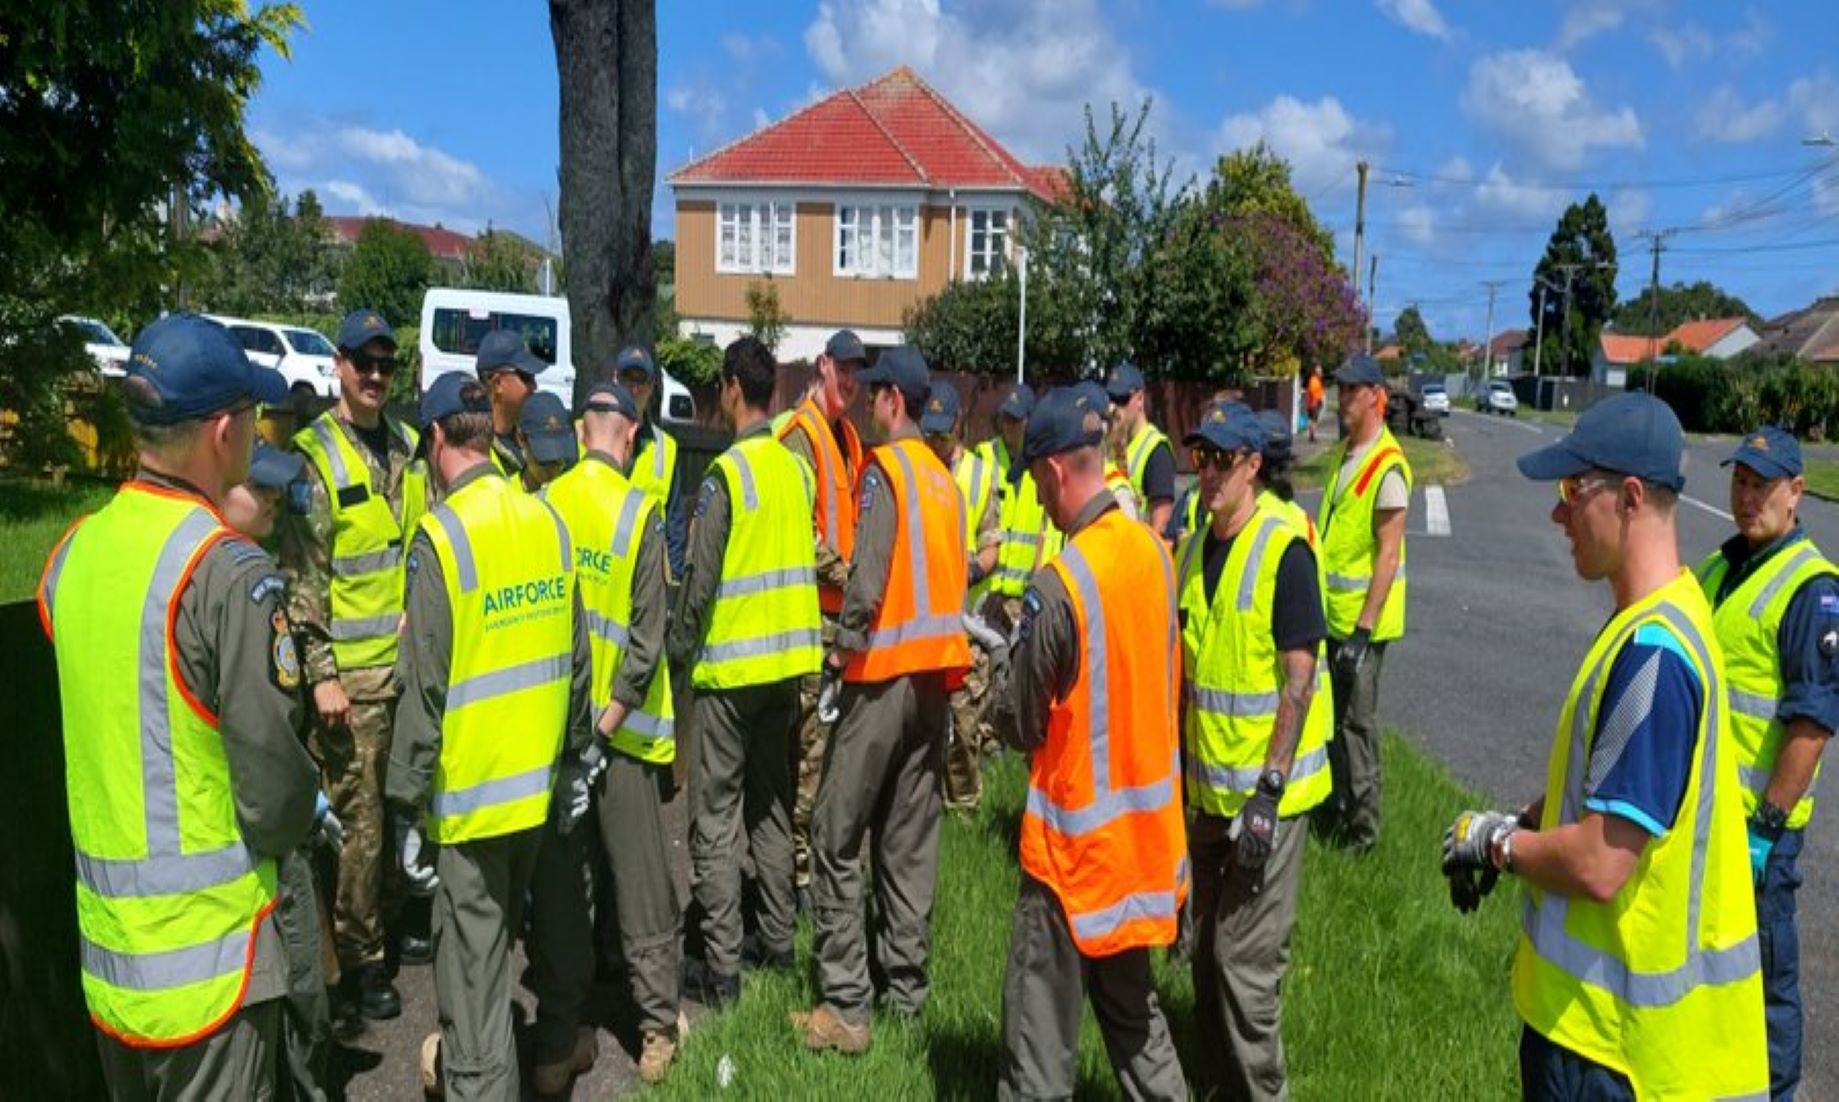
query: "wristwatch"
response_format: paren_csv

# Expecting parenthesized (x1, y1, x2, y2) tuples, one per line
(1257, 769, 1286, 798)
(1753, 800, 1789, 835)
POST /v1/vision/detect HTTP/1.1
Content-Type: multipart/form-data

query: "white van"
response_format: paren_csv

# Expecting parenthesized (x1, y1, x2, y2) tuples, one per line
(203, 315, 341, 398)
(419, 288, 695, 423)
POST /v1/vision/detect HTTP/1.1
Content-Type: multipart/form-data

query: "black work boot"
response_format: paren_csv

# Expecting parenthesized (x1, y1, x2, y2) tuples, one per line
(357, 963, 402, 1021)
(398, 932, 433, 967)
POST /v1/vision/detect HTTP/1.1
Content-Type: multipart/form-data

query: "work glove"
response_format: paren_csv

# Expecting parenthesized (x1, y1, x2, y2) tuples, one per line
(1230, 788, 1281, 889)
(310, 791, 344, 852)
(1332, 627, 1372, 682)
(1747, 815, 1783, 888)
(1447, 864, 1500, 914)
(554, 742, 608, 835)
(816, 661, 844, 725)
(1442, 809, 1515, 915)
(395, 812, 439, 897)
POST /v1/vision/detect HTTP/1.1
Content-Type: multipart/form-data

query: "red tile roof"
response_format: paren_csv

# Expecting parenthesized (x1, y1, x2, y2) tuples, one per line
(1599, 333, 1663, 365)
(326, 216, 473, 261)
(1488, 328, 1530, 354)
(1664, 317, 1743, 353)
(670, 66, 1063, 201)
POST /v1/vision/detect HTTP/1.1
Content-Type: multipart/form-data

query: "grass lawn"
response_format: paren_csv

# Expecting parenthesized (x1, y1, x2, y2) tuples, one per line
(1294, 434, 1470, 492)
(1802, 457, 1839, 501)
(1513, 406, 1578, 429)
(0, 478, 116, 604)
(654, 734, 1521, 1100)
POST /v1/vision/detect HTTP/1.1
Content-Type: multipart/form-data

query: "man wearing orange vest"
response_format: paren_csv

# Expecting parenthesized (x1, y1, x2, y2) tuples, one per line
(998, 387, 1189, 1101)
(795, 347, 970, 1054)
(778, 328, 866, 907)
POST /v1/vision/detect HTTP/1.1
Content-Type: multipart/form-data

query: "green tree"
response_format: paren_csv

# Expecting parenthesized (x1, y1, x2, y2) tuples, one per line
(338, 221, 433, 328)
(1395, 305, 1433, 357)
(1206, 142, 1336, 260)
(1612, 279, 1757, 336)
(460, 228, 537, 293)
(745, 279, 789, 355)
(196, 188, 338, 315)
(0, 0, 302, 467)
(1530, 194, 1619, 378)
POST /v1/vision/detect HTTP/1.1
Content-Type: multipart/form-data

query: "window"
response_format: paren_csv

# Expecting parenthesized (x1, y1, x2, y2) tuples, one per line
(429, 308, 560, 365)
(716, 200, 795, 274)
(284, 329, 335, 356)
(835, 203, 918, 279)
(966, 208, 1010, 279)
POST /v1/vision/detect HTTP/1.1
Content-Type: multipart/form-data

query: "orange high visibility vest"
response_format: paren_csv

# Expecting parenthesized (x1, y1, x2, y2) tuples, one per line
(1020, 507, 1188, 957)
(844, 436, 972, 683)
(778, 394, 863, 616)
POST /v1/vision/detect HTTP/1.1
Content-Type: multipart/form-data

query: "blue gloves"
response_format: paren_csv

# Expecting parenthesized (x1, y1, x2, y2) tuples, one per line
(1746, 821, 1778, 887)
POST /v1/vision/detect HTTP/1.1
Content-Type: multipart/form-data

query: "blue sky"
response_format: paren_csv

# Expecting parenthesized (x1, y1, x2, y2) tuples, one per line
(251, 0, 1839, 341)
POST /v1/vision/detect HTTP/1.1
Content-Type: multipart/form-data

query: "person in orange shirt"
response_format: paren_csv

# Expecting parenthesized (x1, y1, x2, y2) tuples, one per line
(1305, 366, 1326, 443)
(998, 387, 1188, 1100)
(794, 347, 970, 1055)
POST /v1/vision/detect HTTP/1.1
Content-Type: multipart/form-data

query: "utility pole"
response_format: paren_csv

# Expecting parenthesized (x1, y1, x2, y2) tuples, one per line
(1543, 261, 1603, 377)
(1634, 229, 1676, 391)
(1016, 242, 1029, 384)
(1353, 160, 1370, 350)
(1533, 282, 1549, 376)
(1479, 280, 1506, 390)
(1366, 253, 1379, 356)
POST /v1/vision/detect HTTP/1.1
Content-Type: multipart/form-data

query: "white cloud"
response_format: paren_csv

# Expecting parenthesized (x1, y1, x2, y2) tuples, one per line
(1439, 155, 1474, 182)
(332, 127, 487, 209)
(752, 107, 772, 131)
(1694, 85, 1784, 144)
(1462, 50, 1642, 169)
(720, 33, 780, 62)
(1216, 95, 1387, 196)
(665, 80, 730, 144)
(1395, 203, 1437, 246)
(323, 180, 387, 216)
(1554, 0, 1663, 50)
(1473, 163, 1564, 221)
(1787, 70, 1839, 137)
(1648, 24, 1712, 69)
(1608, 188, 1652, 235)
(1376, 0, 1451, 41)
(803, 0, 1154, 165)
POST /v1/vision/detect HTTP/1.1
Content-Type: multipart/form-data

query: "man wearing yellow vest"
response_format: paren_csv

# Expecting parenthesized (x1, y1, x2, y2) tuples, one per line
(41, 314, 324, 1097)
(1443, 394, 1767, 1099)
(670, 337, 824, 1006)
(796, 347, 970, 1054)
(778, 329, 865, 906)
(474, 330, 546, 482)
(1176, 402, 1328, 1099)
(513, 390, 579, 492)
(1105, 361, 1176, 535)
(609, 346, 687, 579)
(1316, 354, 1410, 851)
(922, 382, 1002, 814)
(281, 308, 431, 1021)
(386, 372, 597, 1099)
(987, 386, 1065, 617)
(1695, 425, 1835, 1098)
(998, 386, 1187, 1100)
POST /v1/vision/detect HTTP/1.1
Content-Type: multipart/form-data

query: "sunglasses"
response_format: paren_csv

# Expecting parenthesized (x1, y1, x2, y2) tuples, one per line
(1190, 446, 1247, 473)
(1557, 475, 1616, 504)
(351, 352, 397, 377)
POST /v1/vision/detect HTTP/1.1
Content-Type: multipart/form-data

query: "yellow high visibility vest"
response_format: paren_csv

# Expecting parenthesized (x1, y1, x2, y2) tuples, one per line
(293, 411, 428, 670)
(1697, 538, 1837, 830)
(954, 445, 999, 609)
(991, 436, 1063, 598)
(1317, 427, 1411, 640)
(1124, 422, 1171, 505)
(1513, 571, 1767, 1099)
(693, 433, 823, 689)
(629, 422, 678, 512)
(542, 458, 675, 765)
(39, 483, 278, 1046)
(1176, 501, 1333, 817)
(417, 471, 576, 843)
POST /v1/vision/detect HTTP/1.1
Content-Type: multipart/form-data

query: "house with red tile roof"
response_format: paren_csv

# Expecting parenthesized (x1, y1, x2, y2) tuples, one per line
(1483, 328, 1530, 375)
(667, 66, 1068, 361)
(1591, 315, 1761, 386)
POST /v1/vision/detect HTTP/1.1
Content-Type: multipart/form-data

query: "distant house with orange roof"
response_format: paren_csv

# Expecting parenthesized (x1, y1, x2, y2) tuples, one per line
(667, 66, 1068, 362)
(1591, 316, 1761, 386)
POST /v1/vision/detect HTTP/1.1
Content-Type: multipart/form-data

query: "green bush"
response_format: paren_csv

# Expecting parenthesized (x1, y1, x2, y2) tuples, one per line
(656, 335, 722, 389)
(1636, 354, 1839, 439)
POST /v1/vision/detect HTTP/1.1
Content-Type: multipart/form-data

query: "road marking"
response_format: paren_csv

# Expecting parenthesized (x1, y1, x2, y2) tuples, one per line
(1682, 494, 1734, 522)
(1424, 485, 1451, 537)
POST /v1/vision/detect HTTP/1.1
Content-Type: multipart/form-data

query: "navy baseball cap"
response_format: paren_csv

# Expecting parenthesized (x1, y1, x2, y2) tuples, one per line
(247, 442, 306, 490)
(857, 346, 931, 410)
(919, 383, 961, 435)
(124, 313, 289, 425)
(1185, 401, 1266, 454)
(610, 346, 655, 380)
(1105, 361, 1146, 400)
(475, 330, 545, 380)
(1334, 354, 1385, 387)
(1723, 425, 1802, 480)
(1256, 408, 1293, 464)
(419, 371, 492, 431)
(580, 380, 639, 420)
(1072, 380, 1114, 421)
(335, 308, 395, 353)
(825, 330, 868, 364)
(518, 391, 578, 466)
(1517, 392, 1686, 492)
(1010, 387, 1105, 483)
(997, 385, 1036, 421)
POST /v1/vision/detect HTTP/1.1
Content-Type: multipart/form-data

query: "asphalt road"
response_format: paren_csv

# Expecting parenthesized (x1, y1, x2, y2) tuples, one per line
(1372, 408, 1836, 1096)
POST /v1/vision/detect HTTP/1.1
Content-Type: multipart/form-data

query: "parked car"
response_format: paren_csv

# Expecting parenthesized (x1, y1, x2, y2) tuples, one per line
(1420, 383, 1450, 417)
(58, 315, 130, 377)
(202, 315, 341, 399)
(1479, 379, 1519, 416)
(419, 288, 695, 423)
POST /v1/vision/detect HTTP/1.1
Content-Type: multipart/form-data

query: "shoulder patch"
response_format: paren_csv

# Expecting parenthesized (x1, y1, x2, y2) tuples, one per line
(695, 476, 719, 520)
(1820, 591, 1839, 614)
(859, 467, 883, 514)
(1821, 627, 1839, 659)
(406, 549, 421, 576)
(1017, 587, 1044, 646)
(270, 608, 300, 691)
(249, 573, 286, 605)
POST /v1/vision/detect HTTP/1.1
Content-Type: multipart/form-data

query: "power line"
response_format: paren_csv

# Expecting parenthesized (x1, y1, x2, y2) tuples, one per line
(1371, 160, 1827, 193)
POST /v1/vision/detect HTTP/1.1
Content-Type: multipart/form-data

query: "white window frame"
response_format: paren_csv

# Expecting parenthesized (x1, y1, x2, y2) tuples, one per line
(715, 196, 796, 276)
(833, 200, 920, 280)
(963, 205, 1013, 280)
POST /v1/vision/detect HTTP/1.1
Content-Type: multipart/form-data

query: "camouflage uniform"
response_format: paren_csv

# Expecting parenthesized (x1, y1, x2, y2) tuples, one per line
(278, 416, 426, 973)
(944, 446, 1004, 813)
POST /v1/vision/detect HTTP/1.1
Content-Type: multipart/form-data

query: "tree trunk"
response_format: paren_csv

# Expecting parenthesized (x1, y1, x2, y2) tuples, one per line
(551, 0, 656, 406)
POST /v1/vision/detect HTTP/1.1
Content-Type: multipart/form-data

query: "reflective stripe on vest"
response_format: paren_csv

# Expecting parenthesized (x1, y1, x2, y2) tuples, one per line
(1019, 513, 1189, 956)
(1125, 423, 1169, 501)
(695, 435, 824, 689)
(419, 474, 576, 842)
(1317, 428, 1411, 641)
(1698, 540, 1835, 830)
(40, 487, 275, 1045)
(778, 396, 860, 615)
(1512, 576, 1767, 1098)
(844, 439, 972, 683)
(294, 412, 427, 669)
(629, 423, 677, 508)
(994, 467, 1061, 597)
